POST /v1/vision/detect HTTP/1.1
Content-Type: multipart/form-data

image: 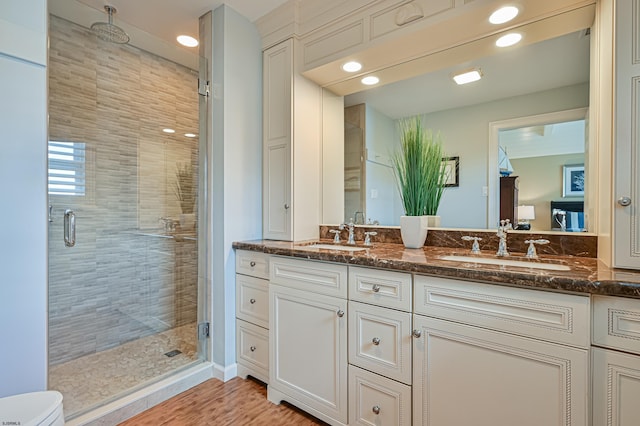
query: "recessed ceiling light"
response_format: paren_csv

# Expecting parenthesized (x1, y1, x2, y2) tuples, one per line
(489, 6, 519, 24)
(162, 128, 176, 134)
(496, 33, 522, 47)
(342, 61, 362, 72)
(452, 69, 483, 85)
(177, 35, 199, 47)
(361, 76, 380, 85)
(185, 133, 197, 138)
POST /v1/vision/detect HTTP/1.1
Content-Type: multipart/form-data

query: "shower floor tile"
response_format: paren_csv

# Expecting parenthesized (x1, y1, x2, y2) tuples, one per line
(49, 322, 200, 418)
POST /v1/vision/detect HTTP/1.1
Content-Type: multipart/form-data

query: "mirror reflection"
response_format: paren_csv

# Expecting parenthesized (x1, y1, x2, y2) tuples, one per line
(343, 29, 590, 231)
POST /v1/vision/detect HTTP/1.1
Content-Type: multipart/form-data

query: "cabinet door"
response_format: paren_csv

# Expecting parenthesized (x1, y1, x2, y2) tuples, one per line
(269, 284, 348, 424)
(593, 347, 640, 426)
(614, 0, 640, 268)
(412, 315, 588, 426)
(263, 39, 292, 240)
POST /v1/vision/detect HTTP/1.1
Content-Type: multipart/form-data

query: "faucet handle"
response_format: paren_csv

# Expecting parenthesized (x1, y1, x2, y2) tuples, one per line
(364, 231, 378, 246)
(461, 236, 482, 254)
(524, 239, 550, 258)
(329, 229, 342, 243)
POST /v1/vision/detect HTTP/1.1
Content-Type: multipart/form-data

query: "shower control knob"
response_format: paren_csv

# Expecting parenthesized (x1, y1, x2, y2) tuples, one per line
(618, 196, 632, 207)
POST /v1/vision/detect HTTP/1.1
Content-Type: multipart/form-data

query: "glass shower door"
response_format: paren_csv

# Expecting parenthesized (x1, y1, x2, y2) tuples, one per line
(47, 14, 204, 418)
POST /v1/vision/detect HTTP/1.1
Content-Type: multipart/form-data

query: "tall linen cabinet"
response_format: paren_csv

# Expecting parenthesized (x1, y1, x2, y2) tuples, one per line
(263, 38, 322, 241)
(613, 0, 640, 268)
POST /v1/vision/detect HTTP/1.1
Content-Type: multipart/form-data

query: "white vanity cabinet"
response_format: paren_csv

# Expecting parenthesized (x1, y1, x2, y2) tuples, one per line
(235, 250, 270, 383)
(412, 275, 590, 426)
(592, 295, 640, 425)
(268, 256, 348, 425)
(348, 266, 413, 426)
(262, 38, 322, 241)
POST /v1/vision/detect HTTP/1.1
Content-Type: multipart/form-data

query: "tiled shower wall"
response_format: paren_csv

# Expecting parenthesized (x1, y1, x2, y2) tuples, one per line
(48, 16, 199, 365)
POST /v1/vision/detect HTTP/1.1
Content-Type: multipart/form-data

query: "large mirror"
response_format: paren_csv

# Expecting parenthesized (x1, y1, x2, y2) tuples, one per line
(342, 28, 591, 232)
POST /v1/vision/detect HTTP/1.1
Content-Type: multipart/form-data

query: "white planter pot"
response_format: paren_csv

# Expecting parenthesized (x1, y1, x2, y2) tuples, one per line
(400, 215, 428, 248)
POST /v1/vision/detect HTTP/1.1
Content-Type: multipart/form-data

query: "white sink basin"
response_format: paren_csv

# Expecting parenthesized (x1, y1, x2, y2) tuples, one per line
(440, 255, 570, 271)
(301, 244, 368, 252)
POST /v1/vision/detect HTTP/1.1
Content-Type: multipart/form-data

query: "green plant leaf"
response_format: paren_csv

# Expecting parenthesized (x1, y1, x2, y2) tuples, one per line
(391, 116, 448, 216)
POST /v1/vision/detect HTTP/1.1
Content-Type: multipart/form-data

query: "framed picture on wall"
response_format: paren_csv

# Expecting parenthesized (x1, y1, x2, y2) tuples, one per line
(442, 156, 459, 187)
(562, 164, 585, 197)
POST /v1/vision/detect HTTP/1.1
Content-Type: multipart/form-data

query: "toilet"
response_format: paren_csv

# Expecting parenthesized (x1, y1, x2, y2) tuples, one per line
(0, 391, 64, 425)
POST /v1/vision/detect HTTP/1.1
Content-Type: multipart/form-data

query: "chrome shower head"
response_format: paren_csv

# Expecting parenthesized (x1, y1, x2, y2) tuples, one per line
(91, 5, 130, 44)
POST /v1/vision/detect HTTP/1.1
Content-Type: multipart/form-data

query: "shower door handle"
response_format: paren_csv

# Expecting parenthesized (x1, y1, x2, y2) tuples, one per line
(64, 209, 76, 247)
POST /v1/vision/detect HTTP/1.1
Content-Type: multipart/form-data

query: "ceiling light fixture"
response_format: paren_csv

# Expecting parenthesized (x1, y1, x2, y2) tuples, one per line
(496, 32, 522, 47)
(177, 35, 199, 47)
(452, 69, 483, 85)
(342, 61, 362, 72)
(162, 128, 176, 134)
(185, 133, 197, 138)
(361, 76, 380, 85)
(489, 6, 519, 24)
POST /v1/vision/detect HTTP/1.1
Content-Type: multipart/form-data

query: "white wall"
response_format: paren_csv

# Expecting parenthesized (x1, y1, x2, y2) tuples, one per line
(0, 0, 48, 397)
(208, 5, 263, 373)
(364, 105, 402, 224)
(424, 83, 589, 228)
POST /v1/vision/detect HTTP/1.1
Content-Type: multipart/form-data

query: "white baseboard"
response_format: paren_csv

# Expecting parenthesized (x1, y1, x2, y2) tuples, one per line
(213, 362, 238, 382)
(66, 362, 215, 426)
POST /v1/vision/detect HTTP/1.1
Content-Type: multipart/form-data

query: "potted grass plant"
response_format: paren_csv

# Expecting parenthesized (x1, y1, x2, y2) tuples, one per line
(392, 116, 447, 248)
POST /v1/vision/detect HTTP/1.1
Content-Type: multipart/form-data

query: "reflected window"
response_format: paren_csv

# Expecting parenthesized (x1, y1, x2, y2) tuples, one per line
(48, 141, 86, 196)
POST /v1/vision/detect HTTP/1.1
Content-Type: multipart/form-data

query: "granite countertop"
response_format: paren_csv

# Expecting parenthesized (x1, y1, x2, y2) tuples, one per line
(232, 239, 640, 299)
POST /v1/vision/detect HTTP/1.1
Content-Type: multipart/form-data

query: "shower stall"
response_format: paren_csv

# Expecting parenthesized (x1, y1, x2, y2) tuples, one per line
(47, 14, 205, 418)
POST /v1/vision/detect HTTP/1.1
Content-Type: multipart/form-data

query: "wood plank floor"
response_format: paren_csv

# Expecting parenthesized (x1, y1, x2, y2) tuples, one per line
(118, 377, 327, 425)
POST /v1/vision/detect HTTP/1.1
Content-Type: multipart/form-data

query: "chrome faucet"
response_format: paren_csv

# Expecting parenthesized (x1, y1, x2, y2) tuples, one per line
(525, 239, 550, 259)
(496, 219, 512, 257)
(363, 231, 377, 246)
(342, 218, 356, 245)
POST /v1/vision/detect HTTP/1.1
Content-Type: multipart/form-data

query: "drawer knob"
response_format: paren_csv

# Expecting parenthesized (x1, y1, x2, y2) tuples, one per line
(250, 346, 256, 352)
(372, 337, 381, 345)
(337, 310, 345, 317)
(412, 329, 422, 338)
(250, 261, 256, 267)
(250, 298, 256, 304)
(372, 405, 381, 415)
(372, 284, 381, 293)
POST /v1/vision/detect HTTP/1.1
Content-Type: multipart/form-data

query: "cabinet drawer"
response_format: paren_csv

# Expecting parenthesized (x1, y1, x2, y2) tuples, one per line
(236, 249, 269, 279)
(349, 266, 412, 311)
(349, 365, 411, 426)
(270, 256, 348, 298)
(349, 301, 412, 384)
(236, 319, 269, 383)
(414, 275, 590, 348)
(236, 274, 269, 328)
(593, 295, 640, 355)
